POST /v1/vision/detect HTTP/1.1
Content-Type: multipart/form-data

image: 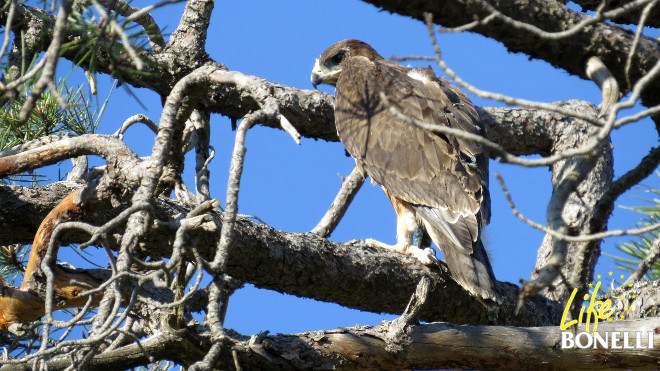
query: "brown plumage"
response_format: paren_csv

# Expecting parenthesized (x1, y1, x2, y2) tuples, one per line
(311, 40, 498, 301)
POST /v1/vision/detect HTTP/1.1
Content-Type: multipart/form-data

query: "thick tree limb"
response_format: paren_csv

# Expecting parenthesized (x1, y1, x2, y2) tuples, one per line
(0, 331, 208, 370)
(166, 0, 214, 59)
(0, 101, 615, 329)
(4, 0, 660, 139)
(0, 181, 558, 327)
(232, 319, 660, 370)
(5, 317, 659, 370)
(0, 1, 657, 368)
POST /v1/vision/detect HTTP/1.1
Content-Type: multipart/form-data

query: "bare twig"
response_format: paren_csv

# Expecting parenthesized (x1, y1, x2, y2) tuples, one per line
(17, 0, 72, 126)
(624, 238, 660, 285)
(208, 70, 298, 271)
(1, 57, 48, 93)
(311, 166, 365, 238)
(210, 117, 252, 272)
(615, 103, 660, 128)
(592, 146, 660, 228)
(624, 0, 658, 89)
(496, 173, 660, 242)
(420, 14, 625, 157)
(279, 114, 301, 145)
(123, 0, 186, 24)
(113, 114, 159, 139)
(85, 69, 97, 95)
(0, 0, 16, 88)
(464, 0, 653, 40)
(437, 13, 498, 33)
(392, 53, 605, 128)
(393, 276, 431, 328)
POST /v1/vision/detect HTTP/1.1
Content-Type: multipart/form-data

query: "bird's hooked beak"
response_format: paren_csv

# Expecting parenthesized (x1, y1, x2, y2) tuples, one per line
(310, 58, 324, 89)
(311, 57, 341, 89)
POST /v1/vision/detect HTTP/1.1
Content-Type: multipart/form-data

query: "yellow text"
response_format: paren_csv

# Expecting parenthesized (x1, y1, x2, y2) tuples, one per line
(560, 281, 615, 333)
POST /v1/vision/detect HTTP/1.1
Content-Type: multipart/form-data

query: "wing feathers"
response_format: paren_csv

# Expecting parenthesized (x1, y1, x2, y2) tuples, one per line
(335, 56, 487, 217)
(333, 53, 497, 301)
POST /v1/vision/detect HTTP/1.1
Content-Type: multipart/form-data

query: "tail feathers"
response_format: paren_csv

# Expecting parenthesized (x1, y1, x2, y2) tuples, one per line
(416, 207, 500, 302)
(442, 236, 500, 303)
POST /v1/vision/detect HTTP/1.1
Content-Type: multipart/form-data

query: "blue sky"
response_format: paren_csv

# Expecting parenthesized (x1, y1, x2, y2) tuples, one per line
(49, 0, 660, 335)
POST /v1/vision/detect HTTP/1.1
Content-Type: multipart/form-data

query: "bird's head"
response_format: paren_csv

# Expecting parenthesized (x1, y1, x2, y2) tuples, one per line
(310, 39, 383, 88)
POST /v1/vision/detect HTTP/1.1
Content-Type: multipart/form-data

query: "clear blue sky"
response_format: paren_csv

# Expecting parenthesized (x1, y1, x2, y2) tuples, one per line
(53, 0, 659, 335)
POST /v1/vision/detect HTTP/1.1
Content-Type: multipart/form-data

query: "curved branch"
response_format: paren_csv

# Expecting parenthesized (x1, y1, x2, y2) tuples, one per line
(0, 134, 141, 179)
(0, 189, 103, 331)
(233, 319, 660, 370)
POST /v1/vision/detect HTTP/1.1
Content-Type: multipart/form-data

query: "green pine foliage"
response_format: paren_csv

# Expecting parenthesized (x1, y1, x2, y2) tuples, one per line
(62, 2, 157, 86)
(0, 10, 128, 284)
(606, 179, 660, 281)
(0, 0, 153, 355)
(0, 245, 29, 285)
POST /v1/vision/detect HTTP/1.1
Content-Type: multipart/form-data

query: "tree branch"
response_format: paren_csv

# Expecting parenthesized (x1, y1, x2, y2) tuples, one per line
(572, 0, 660, 27)
(0, 101, 614, 329)
(311, 166, 365, 238)
(361, 0, 660, 121)
(6, 317, 658, 370)
(625, 238, 660, 285)
(232, 319, 660, 370)
(0, 181, 558, 327)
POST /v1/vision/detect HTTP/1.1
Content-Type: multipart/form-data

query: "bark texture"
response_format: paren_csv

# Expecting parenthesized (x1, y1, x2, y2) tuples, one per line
(1, 0, 657, 368)
(363, 0, 660, 123)
(3, 318, 658, 370)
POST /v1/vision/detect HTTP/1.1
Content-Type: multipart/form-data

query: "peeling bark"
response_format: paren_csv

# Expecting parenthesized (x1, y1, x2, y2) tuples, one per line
(3, 318, 658, 370)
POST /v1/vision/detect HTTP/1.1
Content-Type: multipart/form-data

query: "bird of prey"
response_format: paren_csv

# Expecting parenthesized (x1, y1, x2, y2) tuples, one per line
(311, 39, 498, 301)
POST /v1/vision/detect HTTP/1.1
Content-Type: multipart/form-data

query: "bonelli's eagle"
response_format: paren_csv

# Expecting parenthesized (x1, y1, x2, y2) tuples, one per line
(311, 40, 498, 301)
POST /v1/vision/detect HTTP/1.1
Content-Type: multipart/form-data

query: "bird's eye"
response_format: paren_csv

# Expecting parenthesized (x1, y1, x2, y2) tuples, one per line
(331, 51, 345, 64)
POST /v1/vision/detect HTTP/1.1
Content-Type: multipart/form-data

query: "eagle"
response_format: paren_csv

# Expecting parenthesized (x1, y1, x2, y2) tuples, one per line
(311, 40, 499, 301)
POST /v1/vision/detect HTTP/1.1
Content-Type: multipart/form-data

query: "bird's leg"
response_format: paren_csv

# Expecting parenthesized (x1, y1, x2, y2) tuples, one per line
(366, 190, 438, 265)
(365, 208, 415, 253)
